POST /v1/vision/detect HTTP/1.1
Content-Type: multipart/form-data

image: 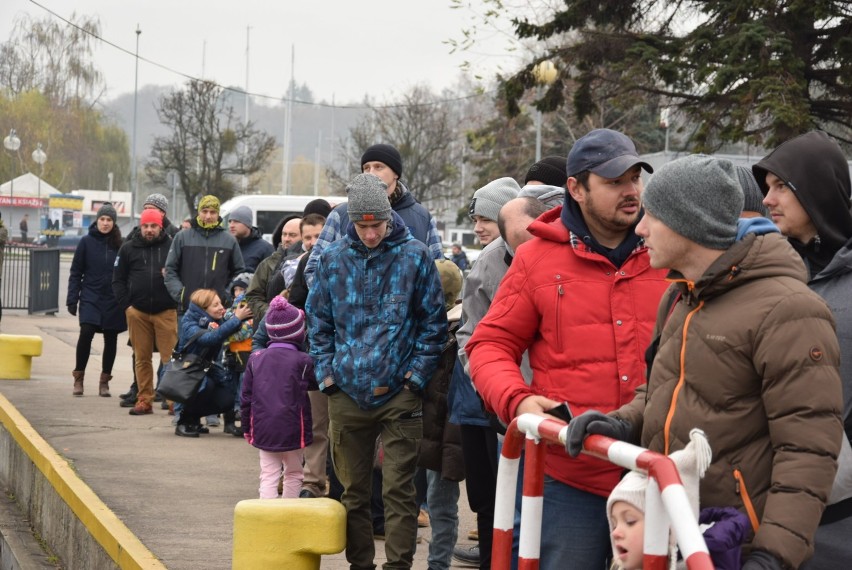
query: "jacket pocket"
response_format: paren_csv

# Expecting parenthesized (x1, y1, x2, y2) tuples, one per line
(382, 294, 407, 325)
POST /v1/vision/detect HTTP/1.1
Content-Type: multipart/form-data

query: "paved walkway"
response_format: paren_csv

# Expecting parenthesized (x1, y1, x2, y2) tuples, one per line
(0, 308, 479, 569)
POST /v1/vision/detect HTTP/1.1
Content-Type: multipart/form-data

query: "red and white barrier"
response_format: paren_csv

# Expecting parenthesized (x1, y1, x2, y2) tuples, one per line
(492, 413, 714, 570)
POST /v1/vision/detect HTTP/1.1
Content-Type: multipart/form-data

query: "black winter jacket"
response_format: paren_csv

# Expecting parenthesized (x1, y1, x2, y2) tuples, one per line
(238, 227, 275, 272)
(112, 230, 176, 314)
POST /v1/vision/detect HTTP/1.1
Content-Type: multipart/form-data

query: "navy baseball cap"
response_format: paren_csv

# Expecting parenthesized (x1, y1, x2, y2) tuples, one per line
(567, 129, 653, 179)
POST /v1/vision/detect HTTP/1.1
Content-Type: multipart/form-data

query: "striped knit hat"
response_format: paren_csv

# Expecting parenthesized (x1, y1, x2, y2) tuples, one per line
(265, 296, 305, 345)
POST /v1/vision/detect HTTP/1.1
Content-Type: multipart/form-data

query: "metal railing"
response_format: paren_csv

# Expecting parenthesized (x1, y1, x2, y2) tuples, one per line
(493, 414, 714, 570)
(1, 244, 60, 314)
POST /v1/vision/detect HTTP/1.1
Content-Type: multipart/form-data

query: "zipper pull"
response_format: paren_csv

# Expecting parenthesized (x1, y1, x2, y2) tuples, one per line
(558, 284, 564, 296)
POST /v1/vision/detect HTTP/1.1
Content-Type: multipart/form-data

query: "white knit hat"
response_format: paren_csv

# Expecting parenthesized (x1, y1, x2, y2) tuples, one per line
(607, 429, 712, 569)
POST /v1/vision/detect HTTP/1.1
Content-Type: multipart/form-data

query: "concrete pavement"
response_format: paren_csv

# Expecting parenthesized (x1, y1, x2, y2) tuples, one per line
(0, 307, 479, 569)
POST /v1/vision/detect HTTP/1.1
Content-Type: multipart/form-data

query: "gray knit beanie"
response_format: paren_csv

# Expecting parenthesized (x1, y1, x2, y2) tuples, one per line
(347, 174, 392, 222)
(228, 205, 253, 228)
(96, 202, 118, 223)
(468, 177, 521, 221)
(143, 193, 169, 214)
(734, 165, 768, 217)
(642, 155, 743, 250)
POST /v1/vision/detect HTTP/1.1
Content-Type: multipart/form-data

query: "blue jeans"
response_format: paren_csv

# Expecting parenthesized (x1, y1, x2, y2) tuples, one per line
(538, 476, 610, 570)
(426, 469, 459, 570)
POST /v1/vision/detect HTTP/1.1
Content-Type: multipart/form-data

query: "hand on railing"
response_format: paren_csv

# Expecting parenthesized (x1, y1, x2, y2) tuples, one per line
(565, 410, 632, 457)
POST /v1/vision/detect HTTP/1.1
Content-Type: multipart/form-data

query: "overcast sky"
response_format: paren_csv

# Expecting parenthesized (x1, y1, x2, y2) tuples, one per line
(2, 0, 528, 106)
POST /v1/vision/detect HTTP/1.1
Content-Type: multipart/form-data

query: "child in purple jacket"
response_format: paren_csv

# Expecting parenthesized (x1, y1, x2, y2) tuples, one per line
(241, 296, 317, 499)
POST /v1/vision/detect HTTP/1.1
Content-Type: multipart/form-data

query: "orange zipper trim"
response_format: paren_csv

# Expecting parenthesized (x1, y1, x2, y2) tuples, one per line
(734, 468, 760, 533)
(663, 298, 703, 455)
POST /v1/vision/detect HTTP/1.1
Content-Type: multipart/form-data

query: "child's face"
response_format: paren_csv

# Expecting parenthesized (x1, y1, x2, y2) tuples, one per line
(233, 286, 246, 299)
(610, 501, 645, 570)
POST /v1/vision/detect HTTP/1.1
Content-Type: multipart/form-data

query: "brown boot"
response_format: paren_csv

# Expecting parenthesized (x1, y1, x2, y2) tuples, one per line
(72, 370, 84, 396)
(99, 373, 112, 397)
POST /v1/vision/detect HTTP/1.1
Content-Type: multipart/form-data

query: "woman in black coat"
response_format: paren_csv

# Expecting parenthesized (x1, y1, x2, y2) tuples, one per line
(67, 203, 127, 397)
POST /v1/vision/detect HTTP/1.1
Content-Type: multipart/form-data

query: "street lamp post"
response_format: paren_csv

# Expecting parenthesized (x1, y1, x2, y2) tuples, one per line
(32, 142, 47, 238)
(3, 129, 21, 237)
(32, 143, 47, 199)
(532, 60, 558, 162)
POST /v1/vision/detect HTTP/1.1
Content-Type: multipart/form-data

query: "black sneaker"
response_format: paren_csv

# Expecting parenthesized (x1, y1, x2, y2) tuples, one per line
(119, 398, 136, 408)
(452, 545, 480, 567)
(299, 489, 318, 499)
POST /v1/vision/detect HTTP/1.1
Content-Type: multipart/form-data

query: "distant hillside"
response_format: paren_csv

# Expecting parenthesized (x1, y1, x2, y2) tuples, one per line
(99, 85, 367, 189)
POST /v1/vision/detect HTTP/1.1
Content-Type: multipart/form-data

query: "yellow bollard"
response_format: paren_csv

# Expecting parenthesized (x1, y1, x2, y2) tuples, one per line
(0, 334, 43, 380)
(233, 498, 347, 570)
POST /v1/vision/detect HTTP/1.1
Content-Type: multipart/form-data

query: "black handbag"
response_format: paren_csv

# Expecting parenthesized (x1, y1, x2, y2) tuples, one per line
(157, 330, 211, 403)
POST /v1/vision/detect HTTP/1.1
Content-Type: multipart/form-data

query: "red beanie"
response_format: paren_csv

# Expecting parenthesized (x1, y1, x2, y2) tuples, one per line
(140, 208, 163, 227)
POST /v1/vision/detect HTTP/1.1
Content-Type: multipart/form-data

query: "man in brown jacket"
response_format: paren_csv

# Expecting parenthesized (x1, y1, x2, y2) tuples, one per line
(567, 155, 843, 569)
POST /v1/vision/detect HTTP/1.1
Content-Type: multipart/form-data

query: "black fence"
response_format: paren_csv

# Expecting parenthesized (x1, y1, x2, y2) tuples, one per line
(1, 244, 60, 314)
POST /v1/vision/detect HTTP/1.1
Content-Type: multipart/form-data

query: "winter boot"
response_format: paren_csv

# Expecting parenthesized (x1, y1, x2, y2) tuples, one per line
(72, 370, 84, 396)
(223, 410, 243, 437)
(98, 373, 112, 397)
(119, 380, 137, 400)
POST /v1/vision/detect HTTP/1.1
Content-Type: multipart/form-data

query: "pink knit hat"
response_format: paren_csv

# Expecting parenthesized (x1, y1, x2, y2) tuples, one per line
(266, 296, 305, 345)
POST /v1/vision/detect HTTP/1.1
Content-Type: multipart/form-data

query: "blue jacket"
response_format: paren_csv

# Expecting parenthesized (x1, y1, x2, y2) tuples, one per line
(67, 222, 127, 332)
(241, 343, 317, 452)
(177, 302, 244, 388)
(304, 184, 444, 287)
(306, 211, 448, 409)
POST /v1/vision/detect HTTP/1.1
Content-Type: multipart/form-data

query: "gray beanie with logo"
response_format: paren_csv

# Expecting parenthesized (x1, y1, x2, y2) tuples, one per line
(468, 177, 521, 221)
(642, 155, 744, 250)
(347, 174, 392, 222)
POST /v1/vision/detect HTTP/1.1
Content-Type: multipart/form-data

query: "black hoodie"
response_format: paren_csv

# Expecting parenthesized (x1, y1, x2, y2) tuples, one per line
(753, 131, 852, 277)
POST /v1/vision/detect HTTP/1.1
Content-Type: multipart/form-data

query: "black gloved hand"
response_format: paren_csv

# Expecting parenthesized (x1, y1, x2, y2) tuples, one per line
(565, 410, 632, 457)
(742, 551, 783, 570)
(67, 304, 77, 317)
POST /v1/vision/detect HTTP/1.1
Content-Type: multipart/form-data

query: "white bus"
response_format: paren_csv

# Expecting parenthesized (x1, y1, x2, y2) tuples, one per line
(219, 194, 347, 242)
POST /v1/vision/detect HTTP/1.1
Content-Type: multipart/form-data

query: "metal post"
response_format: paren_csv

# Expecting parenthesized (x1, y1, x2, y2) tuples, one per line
(535, 105, 543, 163)
(243, 26, 251, 194)
(131, 25, 141, 223)
(4, 129, 21, 238)
(313, 130, 321, 196)
(282, 44, 294, 195)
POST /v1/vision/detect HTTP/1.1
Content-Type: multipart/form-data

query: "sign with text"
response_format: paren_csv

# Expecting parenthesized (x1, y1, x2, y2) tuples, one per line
(0, 196, 46, 208)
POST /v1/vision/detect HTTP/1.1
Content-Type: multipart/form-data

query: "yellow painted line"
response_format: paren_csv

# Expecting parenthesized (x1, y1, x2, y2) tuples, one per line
(0, 393, 166, 569)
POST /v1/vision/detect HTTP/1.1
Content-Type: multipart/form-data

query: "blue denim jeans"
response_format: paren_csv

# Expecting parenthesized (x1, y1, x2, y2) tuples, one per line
(538, 476, 611, 570)
(425, 469, 459, 570)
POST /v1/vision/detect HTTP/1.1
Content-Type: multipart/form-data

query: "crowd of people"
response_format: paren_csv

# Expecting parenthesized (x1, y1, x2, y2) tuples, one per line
(59, 132, 852, 570)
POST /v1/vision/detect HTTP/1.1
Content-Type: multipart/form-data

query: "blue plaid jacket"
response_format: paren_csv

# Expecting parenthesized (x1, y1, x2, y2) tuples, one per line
(306, 211, 448, 409)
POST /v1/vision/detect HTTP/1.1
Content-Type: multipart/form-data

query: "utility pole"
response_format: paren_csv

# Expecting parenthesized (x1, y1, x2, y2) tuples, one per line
(313, 130, 322, 196)
(242, 26, 251, 194)
(282, 44, 294, 195)
(131, 25, 141, 222)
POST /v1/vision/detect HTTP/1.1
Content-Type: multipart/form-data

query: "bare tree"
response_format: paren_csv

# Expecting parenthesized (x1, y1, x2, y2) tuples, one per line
(146, 80, 277, 213)
(0, 13, 105, 106)
(330, 85, 470, 218)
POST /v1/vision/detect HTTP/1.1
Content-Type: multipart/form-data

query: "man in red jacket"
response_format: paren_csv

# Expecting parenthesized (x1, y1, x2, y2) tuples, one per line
(466, 129, 669, 569)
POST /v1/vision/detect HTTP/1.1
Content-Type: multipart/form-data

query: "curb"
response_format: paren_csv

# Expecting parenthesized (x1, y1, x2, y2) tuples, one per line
(0, 392, 166, 569)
